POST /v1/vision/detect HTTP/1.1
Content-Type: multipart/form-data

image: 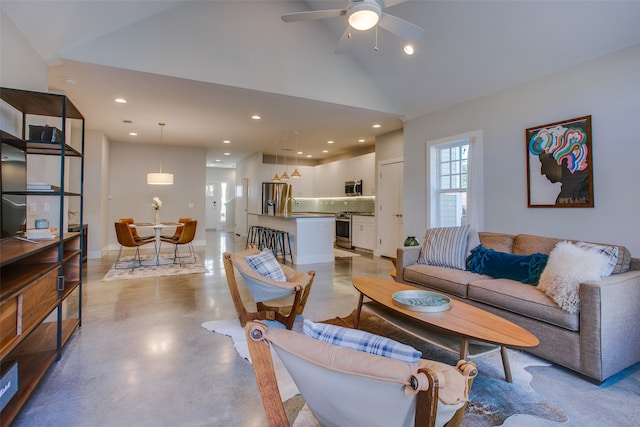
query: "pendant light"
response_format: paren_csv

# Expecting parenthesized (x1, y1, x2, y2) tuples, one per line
(272, 139, 280, 181)
(280, 136, 289, 181)
(291, 131, 301, 178)
(147, 123, 174, 185)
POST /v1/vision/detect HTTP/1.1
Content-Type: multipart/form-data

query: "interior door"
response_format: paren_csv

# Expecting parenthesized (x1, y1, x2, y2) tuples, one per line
(378, 161, 404, 257)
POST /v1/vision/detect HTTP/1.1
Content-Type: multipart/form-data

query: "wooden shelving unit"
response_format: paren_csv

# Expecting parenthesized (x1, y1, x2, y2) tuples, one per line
(0, 88, 84, 426)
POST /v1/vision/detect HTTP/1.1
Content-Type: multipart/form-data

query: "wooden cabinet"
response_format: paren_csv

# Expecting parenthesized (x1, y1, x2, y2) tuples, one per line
(0, 87, 84, 426)
(352, 215, 376, 251)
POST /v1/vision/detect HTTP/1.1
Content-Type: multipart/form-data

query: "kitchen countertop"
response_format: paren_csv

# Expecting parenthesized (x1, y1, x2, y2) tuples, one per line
(252, 212, 336, 219)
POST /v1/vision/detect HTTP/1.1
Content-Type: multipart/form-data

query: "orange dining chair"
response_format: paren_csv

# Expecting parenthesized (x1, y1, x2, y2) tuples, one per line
(160, 220, 198, 264)
(114, 222, 155, 270)
(119, 217, 154, 243)
(160, 217, 192, 239)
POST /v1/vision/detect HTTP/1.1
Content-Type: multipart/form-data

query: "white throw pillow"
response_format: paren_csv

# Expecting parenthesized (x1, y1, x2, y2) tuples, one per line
(537, 241, 610, 313)
(245, 249, 286, 282)
(417, 225, 471, 270)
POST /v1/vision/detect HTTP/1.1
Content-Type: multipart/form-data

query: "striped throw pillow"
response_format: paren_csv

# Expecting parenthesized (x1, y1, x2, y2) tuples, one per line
(303, 320, 421, 364)
(245, 249, 286, 282)
(575, 242, 618, 277)
(417, 225, 471, 270)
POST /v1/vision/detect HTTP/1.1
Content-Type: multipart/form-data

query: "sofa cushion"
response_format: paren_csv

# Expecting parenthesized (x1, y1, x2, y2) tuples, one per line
(468, 278, 580, 331)
(478, 232, 515, 253)
(418, 225, 471, 270)
(513, 234, 631, 274)
(404, 264, 490, 298)
(466, 245, 548, 285)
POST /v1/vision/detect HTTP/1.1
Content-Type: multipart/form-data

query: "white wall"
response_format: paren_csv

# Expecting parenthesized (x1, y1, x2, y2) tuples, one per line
(0, 10, 48, 91)
(107, 141, 207, 247)
(403, 43, 640, 255)
(84, 130, 110, 258)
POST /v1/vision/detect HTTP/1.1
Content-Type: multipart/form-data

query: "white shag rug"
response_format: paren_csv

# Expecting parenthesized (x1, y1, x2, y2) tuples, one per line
(201, 318, 301, 402)
(102, 255, 208, 281)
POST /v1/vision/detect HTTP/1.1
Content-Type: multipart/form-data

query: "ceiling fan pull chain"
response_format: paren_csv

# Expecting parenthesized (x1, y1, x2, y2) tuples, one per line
(374, 25, 379, 51)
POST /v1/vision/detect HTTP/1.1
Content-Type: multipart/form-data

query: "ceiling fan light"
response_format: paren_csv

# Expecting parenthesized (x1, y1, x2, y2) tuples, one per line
(347, 4, 381, 31)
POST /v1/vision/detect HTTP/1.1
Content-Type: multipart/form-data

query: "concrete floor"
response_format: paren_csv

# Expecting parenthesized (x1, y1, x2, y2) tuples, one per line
(12, 231, 393, 426)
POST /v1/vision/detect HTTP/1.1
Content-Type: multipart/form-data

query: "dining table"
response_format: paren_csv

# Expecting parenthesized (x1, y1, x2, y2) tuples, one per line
(130, 222, 182, 265)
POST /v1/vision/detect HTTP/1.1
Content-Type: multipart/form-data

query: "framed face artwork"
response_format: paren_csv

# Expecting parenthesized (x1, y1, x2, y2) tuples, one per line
(526, 115, 593, 208)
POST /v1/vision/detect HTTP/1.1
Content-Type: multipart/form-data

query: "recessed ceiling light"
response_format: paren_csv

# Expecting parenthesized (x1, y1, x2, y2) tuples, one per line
(64, 77, 77, 85)
(129, 132, 138, 136)
(114, 98, 127, 104)
(297, 151, 303, 155)
(215, 159, 221, 162)
(327, 140, 335, 144)
(306, 155, 313, 158)
(223, 140, 231, 144)
(251, 115, 261, 120)
(224, 152, 230, 156)
(372, 124, 381, 128)
(322, 150, 328, 153)
(403, 44, 414, 55)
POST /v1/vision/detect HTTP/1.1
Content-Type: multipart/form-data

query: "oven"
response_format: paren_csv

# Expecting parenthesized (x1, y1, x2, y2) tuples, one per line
(335, 212, 352, 249)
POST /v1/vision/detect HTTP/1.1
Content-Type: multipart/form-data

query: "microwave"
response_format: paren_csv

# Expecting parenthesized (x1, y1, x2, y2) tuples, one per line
(345, 180, 363, 196)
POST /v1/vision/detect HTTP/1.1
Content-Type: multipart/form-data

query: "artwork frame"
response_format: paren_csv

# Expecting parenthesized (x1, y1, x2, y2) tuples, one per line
(526, 115, 593, 208)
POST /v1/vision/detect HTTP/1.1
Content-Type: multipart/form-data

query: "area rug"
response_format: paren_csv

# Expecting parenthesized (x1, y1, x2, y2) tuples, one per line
(202, 309, 568, 426)
(102, 255, 208, 281)
(334, 248, 360, 258)
(201, 317, 302, 402)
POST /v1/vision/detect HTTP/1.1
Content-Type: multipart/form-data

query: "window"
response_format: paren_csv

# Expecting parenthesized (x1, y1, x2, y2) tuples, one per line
(427, 131, 483, 230)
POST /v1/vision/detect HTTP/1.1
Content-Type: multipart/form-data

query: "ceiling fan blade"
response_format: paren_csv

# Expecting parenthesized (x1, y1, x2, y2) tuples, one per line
(335, 28, 352, 54)
(378, 13, 424, 42)
(281, 9, 346, 23)
(378, 0, 408, 8)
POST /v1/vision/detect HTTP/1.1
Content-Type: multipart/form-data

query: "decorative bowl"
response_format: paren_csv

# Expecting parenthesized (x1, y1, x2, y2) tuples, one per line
(392, 290, 452, 312)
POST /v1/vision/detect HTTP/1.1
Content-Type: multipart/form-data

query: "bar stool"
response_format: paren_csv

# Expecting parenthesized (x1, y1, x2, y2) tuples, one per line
(274, 230, 293, 264)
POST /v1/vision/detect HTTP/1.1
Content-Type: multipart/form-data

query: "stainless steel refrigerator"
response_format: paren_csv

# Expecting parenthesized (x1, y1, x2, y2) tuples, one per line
(262, 182, 292, 215)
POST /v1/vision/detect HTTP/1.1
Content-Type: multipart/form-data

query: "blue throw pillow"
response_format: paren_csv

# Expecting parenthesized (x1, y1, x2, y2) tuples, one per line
(303, 319, 422, 364)
(466, 245, 548, 285)
(245, 249, 286, 282)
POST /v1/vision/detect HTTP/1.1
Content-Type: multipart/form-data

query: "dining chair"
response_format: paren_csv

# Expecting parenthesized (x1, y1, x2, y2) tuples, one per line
(160, 220, 197, 264)
(245, 321, 478, 427)
(160, 217, 192, 239)
(119, 217, 154, 243)
(114, 222, 155, 270)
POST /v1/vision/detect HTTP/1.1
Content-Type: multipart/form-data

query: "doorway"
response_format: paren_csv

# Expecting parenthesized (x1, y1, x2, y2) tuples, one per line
(205, 182, 229, 230)
(377, 160, 404, 258)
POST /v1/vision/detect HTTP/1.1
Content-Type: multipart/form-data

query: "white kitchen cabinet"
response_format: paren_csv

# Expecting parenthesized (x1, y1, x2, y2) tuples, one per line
(290, 165, 314, 197)
(352, 215, 376, 251)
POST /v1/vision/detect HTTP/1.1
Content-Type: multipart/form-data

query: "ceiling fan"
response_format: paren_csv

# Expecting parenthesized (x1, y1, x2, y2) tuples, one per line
(281, 0, 424, 53)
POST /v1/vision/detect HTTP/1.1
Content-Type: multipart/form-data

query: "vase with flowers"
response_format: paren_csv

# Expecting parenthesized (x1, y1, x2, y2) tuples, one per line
(152, 196, 162, 224)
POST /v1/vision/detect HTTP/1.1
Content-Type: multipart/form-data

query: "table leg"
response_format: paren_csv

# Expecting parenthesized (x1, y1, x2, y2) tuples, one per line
(500, 346, 513, 383)
(154, 227, 162, 265)
(355, 293, 364, 329)
(459, 337, 470, 360)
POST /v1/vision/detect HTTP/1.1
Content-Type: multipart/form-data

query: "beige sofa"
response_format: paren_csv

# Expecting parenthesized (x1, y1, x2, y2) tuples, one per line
(395, 232, 640, 383)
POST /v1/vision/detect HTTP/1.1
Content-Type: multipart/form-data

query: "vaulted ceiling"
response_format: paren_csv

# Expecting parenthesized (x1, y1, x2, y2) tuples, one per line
(2, 1, 640, 167)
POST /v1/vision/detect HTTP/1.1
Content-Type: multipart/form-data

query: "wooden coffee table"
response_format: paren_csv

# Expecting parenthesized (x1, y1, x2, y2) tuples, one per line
(352, 277, 539, 382)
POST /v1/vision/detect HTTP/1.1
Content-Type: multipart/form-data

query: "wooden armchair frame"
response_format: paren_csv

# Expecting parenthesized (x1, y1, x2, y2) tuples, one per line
(223, 247, 314, 330)
(245, 321, 477, 427)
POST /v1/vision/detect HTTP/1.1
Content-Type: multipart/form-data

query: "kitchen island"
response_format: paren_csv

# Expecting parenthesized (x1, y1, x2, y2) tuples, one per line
(248, 213, 335, 264)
